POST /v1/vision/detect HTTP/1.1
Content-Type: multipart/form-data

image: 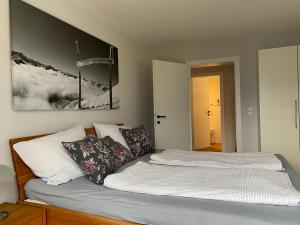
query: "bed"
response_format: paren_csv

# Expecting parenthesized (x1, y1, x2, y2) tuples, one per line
(10, 127, 138, 225)
(9, 128, 300, 225)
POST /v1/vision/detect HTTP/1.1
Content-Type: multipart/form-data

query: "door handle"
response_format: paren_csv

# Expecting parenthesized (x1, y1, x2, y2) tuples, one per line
(157, 115, 167, 119)
(295, 99, 298, 129)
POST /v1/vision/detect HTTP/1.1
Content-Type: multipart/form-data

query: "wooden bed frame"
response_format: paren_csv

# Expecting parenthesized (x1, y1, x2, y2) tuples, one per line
(9, 127, 138, 225)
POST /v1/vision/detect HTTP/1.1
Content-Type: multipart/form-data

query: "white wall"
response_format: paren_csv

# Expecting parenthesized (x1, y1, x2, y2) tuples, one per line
(0, 0, 153, 202)
(155, 30, 300, 153)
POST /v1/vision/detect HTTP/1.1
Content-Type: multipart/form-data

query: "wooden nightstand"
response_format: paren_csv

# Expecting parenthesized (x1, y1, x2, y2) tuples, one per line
(0, 203, 46, 225)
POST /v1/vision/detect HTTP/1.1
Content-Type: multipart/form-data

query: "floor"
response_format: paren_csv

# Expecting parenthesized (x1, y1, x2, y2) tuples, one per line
(194, 143, 222, 152)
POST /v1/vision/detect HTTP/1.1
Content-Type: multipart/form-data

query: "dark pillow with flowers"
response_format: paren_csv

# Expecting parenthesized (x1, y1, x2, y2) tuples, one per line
(62, 135, 114, 185)
(119, 127, 155, 158)
(101, 136, 134, 169)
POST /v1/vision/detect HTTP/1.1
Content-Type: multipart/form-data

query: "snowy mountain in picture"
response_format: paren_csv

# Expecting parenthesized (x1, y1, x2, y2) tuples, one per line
(11, 51, 119, 110)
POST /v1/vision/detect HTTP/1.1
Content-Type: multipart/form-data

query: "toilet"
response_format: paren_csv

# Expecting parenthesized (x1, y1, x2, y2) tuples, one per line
(210, 129, 215, 144)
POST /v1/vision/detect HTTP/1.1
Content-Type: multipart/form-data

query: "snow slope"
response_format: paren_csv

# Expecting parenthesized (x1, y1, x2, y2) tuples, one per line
(11, 51, 119, 110)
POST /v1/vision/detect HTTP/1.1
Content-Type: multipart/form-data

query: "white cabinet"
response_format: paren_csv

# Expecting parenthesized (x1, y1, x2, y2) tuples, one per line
(259, 46, 300, 173)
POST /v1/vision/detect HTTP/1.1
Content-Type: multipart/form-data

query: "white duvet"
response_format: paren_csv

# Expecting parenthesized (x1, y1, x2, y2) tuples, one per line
(104, 162, 300, 206)
(150, 149, 283, 171)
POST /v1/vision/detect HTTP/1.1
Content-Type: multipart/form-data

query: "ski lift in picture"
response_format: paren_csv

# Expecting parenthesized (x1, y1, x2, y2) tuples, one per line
(74, 40, 115, 110)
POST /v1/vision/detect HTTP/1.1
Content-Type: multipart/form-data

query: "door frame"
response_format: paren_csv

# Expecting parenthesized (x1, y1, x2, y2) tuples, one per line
(186, 56, 241, 152)
(191, 73, 224, 150)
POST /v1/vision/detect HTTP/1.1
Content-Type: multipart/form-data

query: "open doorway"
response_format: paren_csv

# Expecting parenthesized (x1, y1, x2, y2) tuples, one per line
(190, 63, 236, 152)
(192, 75, 222, 152)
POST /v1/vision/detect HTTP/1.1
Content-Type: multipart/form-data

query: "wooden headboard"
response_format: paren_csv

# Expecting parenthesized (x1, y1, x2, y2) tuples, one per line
(9, 127, 103, 201)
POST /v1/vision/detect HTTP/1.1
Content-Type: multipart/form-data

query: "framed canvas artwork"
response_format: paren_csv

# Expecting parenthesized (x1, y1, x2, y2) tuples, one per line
(10, 0, 119, 110)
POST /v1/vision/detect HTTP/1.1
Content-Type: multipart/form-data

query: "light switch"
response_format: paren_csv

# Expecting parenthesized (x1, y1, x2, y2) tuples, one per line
(248, 107, 254, 116)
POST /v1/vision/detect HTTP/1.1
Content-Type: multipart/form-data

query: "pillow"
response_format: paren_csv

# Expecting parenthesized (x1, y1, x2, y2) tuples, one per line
(101, 136, 134, 169)
(62, 135, 115, 185)
(14, 125, 86, 185)
(93, 123, 130, 149)
(119, 127, 155, 158)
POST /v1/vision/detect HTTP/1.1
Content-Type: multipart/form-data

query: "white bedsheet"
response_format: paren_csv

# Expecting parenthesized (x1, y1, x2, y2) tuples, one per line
(150, 149, 283, 171)
(104, 162, 300, 206)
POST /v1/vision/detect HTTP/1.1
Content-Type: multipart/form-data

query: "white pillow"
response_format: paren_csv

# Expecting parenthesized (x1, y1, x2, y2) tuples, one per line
(14, 125, 85, 185)
(93, 123, 130, 149)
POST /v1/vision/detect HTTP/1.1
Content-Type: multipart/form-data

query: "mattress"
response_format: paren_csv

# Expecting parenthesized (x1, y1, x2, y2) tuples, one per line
(25, 153, 300, 225)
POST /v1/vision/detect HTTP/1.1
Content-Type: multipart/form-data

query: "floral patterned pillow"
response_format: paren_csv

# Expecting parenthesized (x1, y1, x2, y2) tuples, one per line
(101, 136, 134, 169)
(62, 135, 114, 185)
(119, 127, 155, 158)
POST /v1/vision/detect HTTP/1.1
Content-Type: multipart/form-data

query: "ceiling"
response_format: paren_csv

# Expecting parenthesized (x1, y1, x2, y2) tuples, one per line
(73, 0, 300, 48)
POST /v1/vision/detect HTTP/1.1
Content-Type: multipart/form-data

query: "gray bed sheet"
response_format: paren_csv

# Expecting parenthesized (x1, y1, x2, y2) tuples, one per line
(25, 153, 300, 225)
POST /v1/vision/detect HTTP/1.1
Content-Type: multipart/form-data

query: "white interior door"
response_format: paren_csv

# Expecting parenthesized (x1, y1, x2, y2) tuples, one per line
(259, 46, 300, 173)
(153, 60, 191, 150)
(191, 77, 210, 149)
